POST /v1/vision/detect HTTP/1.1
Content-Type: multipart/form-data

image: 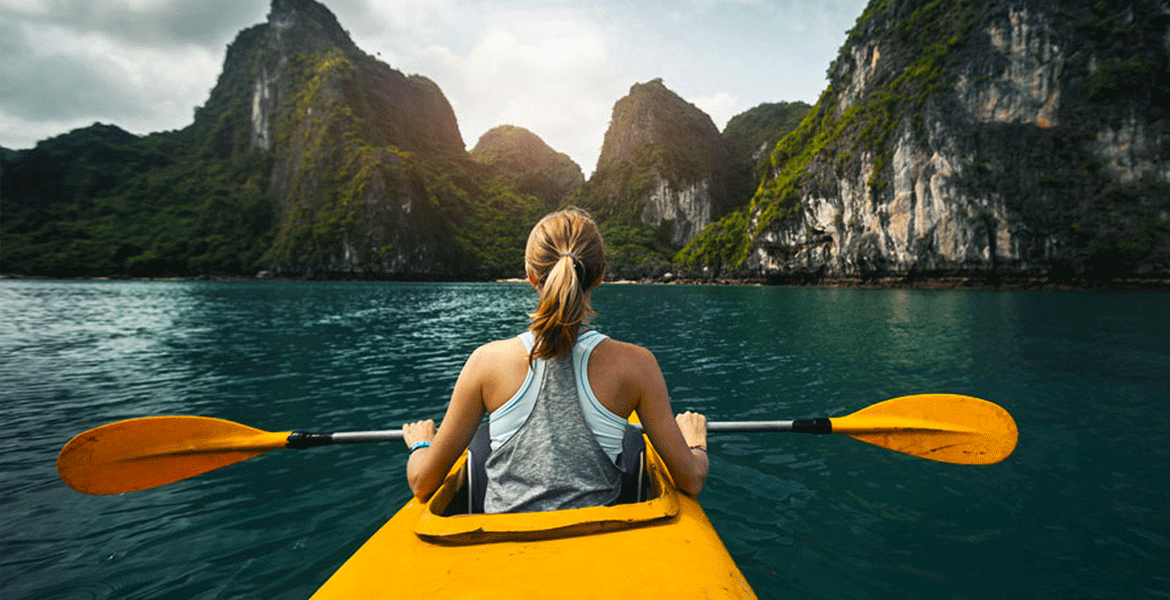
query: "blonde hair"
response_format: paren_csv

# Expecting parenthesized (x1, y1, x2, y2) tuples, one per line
(526, 208, 607, 366)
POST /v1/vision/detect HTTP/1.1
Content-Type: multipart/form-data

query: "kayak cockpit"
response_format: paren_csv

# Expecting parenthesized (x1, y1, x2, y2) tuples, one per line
(413, 436, 681, 545)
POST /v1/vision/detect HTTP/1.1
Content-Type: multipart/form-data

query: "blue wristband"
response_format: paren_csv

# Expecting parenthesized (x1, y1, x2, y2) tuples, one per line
(410, 440, 432, 453)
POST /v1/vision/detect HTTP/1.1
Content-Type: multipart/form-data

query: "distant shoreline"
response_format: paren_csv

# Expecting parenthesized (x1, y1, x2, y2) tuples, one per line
(5, 272, 1168, 291)
(641, 275, 1170, 292)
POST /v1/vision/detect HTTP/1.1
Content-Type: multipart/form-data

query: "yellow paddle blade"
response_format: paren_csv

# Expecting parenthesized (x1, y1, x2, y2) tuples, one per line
(830, 394, 1018, 464)
(57, 416, 291, 495)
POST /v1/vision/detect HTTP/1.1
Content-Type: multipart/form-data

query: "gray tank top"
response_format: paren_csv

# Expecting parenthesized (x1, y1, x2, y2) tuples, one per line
(483, 348, 622, 513)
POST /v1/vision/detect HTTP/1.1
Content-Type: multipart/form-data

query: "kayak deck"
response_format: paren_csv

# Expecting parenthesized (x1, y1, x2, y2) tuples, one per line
(310, 436, 756, 599)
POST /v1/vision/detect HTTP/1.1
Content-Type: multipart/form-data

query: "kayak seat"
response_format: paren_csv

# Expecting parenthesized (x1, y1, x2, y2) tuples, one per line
(465, 423, 649, 514)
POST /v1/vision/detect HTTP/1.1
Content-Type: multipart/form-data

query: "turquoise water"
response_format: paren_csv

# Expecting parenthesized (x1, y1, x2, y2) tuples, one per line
(2, 280, 1168, 599)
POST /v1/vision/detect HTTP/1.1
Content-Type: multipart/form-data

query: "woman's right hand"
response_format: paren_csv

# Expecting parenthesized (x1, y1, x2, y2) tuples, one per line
(402, 419, 436, 449)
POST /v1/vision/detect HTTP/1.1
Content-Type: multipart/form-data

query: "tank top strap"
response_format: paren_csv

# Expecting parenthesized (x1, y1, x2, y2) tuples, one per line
(518, 330, 535, 351)
(492, 327, 623, 459)
(573, 328, 607, 355)
(571, 329, 626, 460)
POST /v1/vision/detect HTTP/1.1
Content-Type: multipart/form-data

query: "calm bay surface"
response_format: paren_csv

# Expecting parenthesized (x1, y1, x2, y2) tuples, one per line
(2, 280, 1167, 599)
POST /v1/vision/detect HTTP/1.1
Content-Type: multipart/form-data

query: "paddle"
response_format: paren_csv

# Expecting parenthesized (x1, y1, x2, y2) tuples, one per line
(57, 394, 1016, 495)
(703, 393, 1017, 465)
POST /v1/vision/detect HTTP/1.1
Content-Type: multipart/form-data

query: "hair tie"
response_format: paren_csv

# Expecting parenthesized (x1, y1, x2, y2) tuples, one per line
(558, 251, 587, 281)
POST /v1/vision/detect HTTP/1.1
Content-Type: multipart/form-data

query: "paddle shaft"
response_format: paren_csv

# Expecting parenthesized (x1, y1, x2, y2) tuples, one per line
(286, 420, 833, 449)
(287, 431, 404, 448)
(703, 420, 830, 434)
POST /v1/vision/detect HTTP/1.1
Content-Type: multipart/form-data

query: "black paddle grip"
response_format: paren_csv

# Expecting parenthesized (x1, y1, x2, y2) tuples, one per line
(791, 418, 832, 434)
(286, 432, 335, 449)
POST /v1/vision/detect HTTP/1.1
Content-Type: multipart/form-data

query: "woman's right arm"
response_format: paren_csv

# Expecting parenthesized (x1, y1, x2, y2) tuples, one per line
(628, 346, 709, 496)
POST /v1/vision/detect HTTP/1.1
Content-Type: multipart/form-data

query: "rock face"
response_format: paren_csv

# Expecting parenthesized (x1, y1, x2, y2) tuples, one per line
(192, 0, 471, 277)
(584, 79, 732, 246)
(471, 125, 583, 206)
(231, 0, 463, 158)
(680, 0, 1170, 284)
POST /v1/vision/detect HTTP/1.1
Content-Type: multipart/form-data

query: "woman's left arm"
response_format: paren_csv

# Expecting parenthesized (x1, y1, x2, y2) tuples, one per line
(628, 347, 709, 496)
(403, 347, 488, 499)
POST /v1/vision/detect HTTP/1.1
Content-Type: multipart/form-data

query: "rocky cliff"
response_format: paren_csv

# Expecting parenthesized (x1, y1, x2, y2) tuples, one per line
(10, 0, 1163, 286)
(471, 125, 584, 207)
(194, 0, 463, 160)
(679, 0, 1170, 285)
(212, 0, 476, 277)
(575, 79, 733, 248)
(1, 0, 541, 279)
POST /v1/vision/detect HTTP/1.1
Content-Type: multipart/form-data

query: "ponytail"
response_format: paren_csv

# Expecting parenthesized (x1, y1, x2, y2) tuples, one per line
(525, 209, 606, 366)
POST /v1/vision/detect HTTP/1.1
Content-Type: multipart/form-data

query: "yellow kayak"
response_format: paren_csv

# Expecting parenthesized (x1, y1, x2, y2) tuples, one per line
(310, 431, 757, 599)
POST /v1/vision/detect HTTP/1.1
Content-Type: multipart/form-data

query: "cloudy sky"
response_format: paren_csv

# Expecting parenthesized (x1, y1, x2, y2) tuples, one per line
(1, 0, 869, 175)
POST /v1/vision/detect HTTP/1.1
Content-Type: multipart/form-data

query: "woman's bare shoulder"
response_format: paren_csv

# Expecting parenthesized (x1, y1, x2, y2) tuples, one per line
(595, 337, 660, 369)
(589, 336, 667, 416)
(470, 336, 527, 364)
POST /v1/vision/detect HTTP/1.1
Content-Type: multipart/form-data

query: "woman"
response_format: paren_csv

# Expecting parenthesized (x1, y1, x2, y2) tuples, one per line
(402, 208, 708, 512)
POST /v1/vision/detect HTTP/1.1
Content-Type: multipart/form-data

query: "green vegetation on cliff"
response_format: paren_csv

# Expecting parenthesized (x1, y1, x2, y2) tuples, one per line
(677, 0, 1170, 280)
(471, 125, 583, 207)
(722, 102, 812, 176)
(590, 79, 730, 194)
(569, 155, 677, 279)
(1, 124, 274, 277)
(678, 0, 983, 274)
(720, 101, 813, 234)
(261, 48, 543, 279)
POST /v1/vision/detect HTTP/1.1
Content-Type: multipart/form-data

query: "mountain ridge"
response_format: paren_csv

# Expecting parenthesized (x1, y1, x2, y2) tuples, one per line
(4, 0, 1164, 287)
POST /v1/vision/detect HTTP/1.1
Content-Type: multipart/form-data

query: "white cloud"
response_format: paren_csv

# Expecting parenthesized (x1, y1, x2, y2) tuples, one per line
(334, 0, 454, 43)
(0, 0, 871, 165)
(0, 20, 220, 135)
(692, 92, 740, 131)
(400, 17, 625, 176)
(0, 0, 268, 47)
(0, 1, 251, 147)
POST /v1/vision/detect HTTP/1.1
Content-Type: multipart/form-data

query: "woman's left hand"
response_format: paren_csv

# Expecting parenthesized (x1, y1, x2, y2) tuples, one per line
(675, 411, 708, 450)
(402, 419, 436, 449)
